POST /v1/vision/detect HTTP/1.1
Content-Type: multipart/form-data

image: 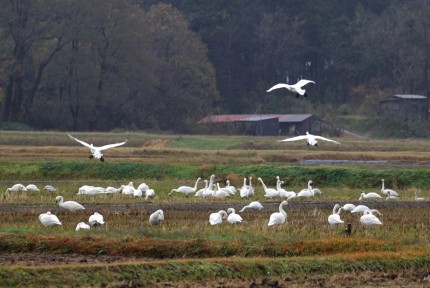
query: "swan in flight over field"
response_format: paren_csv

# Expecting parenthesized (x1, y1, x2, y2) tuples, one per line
(68, 134, 127, 162)
(55, 196, 85, 211)
(209, 210, 228, 225)
(328, 204, 344, 225)
(75, 222, 91, 231)
(239, 201, 264, 212)
(359, 192, 382, 201)
(226, 208, 243, 224)
(279, 131, 340, 147)
(89, 212, 105, 227)
(149, 209, 164, 225)
(267, 79, 315, 98)
(39, 211, 62, 227)
(268, 200, 288, 226)
(380, 179, 399, 197)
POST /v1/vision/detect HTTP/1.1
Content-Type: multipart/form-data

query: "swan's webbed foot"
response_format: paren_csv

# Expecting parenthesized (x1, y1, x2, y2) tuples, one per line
(100, 157, 105, 162)
(303, 92, 308, 97)
(315, 143, 318, 147)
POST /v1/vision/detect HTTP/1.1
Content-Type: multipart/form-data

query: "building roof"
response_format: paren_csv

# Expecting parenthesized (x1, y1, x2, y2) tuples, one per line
(394, 94, 427, 99)
(198, 114, 313, 124)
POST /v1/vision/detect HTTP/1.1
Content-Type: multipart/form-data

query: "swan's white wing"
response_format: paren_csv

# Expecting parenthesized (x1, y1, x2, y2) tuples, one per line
(294, 79, 315, 88)
(98, 140, 127, 151)
(267, 83, 289, 92)
(313, 136, 341, 144)
(68, 134, 92, 149)
(278, 135, 309, 142)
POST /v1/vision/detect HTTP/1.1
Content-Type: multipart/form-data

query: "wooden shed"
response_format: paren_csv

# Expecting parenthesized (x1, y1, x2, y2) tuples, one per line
(379, 94, 428, 120)
(198, 114, 320, 136)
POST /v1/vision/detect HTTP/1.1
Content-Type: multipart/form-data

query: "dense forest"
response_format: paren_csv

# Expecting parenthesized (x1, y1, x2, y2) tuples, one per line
(0, 0, 429, 136)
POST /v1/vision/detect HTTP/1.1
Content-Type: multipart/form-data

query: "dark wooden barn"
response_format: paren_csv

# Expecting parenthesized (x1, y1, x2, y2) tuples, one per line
(379, 94, 428, 121)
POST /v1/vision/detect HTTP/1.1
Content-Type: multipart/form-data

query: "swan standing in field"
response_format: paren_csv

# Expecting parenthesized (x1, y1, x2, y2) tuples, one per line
(55, 196, 85, 211)
(39, 211, 62, 227)
(239, 201, 264, 212)
(267, 79, 315, 98)
(170, 178, 201, 197)
(278, 131, 340, 147)
(137, 183, 149, 192)
(213, 183, 231, 198)
(415, 191, 425, 202)
(25, 184, 40, 192)
(6, 184, 26, 193)
(89, 212, 105, 227)
(297, 180, 315, 199)
(276, 177, 296, 199)
(209, 210, 228, 225)
(68, 134, 127, 162)
(258, 177, 279, 198)
(104, 186, 120, 194)
(195, 179, 208, 197)
(75, 222, 90, 231)
(360, 210, 382, 227)
(359, 192, 382, 201)
(385, 191, 399, 200)
(268, 200, 288, 226)
(149, 209, 164, 226)
(43, 185, 58, 192)
(145, 189, 155, 200)
(225, 180, 237, 195)
(340, 203, 356, 212)
(201, 175, 216, 198)
(381, 179, 399, 197)
(226, 208, 243, 224)
(328, 204, 344, 225)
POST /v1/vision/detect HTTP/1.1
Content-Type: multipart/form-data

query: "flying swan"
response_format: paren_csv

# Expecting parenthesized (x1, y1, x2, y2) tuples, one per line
(267, 79, 315, 98)
(68, 134, 127, 162)
(278, 131, 340, 147)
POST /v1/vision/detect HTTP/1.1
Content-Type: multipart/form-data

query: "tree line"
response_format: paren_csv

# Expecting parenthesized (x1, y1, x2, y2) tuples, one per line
(0, 0, 429, 133)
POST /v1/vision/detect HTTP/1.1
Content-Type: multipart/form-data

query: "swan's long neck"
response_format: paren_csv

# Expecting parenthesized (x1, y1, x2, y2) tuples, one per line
(381, 180, 385, 190)
(249, 177, 253, 188)
(208, 176, 215, 188)
(203, 180, 208, 189)
(279, 202, 287, 217)
(194, 179, 200, 190)
(58, 197, 64, 205)
(259, 179, 268, 191)
(332, 204, 339, 214)
(276, 180, 281, 190)
(307, 181, 312, 191)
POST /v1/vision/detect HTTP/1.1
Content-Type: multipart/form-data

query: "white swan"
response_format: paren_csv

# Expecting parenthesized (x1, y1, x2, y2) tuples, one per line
(267, 79, 315, 98)
(276, 177, 296, 199)
(68, 134, 127, 162)
(169, 177, 201, 196)
(225, 180, 237, 195)
(133, 188, 143, 198)
(297, 180, 315, 199)
(359, 192, 382, 201)
(55, 196, 85, 211)
(239, 177, 251, 198)
(149, 209, 164, 225)
(25, 184, 39, 192)
(39, 211, 62, 227)
(268, 200, 288, 226)
(120, 184, 135, 195)
(213, 183, 231, 198)
(78, 185, 105, 195)
(340, 203, 356, 212)
(209, 210, 227, 225)
(278, 131, 340, 147)
(105, 186, 120, 194)
(385, 191, 399, 200)
(137, 183, 149, 192)
(89, 212, 105, 227)
(351, 205, 382, 216)
(195, 179, 208, 197)
(360, 210, 382, 226)
(75, 222, 90, 231)
(328, 204, 344, 225)
(145, 189, 155, 200)
(415, 191, 425, 202)
(201, 175, 216, 197)
(6, 184, 26, 193)
(258, 177, 279, 198)
(226, 208, 243, 224)
(381, 179, 399, 197)
(43, 185, 58, 192)
(239, 201, 264, 212)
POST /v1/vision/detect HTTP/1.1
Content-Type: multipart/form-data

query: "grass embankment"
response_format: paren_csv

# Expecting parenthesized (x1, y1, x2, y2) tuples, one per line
(2, 161, 430, 189)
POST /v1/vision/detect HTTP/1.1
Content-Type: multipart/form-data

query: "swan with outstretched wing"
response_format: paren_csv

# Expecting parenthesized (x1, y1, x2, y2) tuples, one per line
(68, 134, 127, 162)
(278, 131, 340, 147)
